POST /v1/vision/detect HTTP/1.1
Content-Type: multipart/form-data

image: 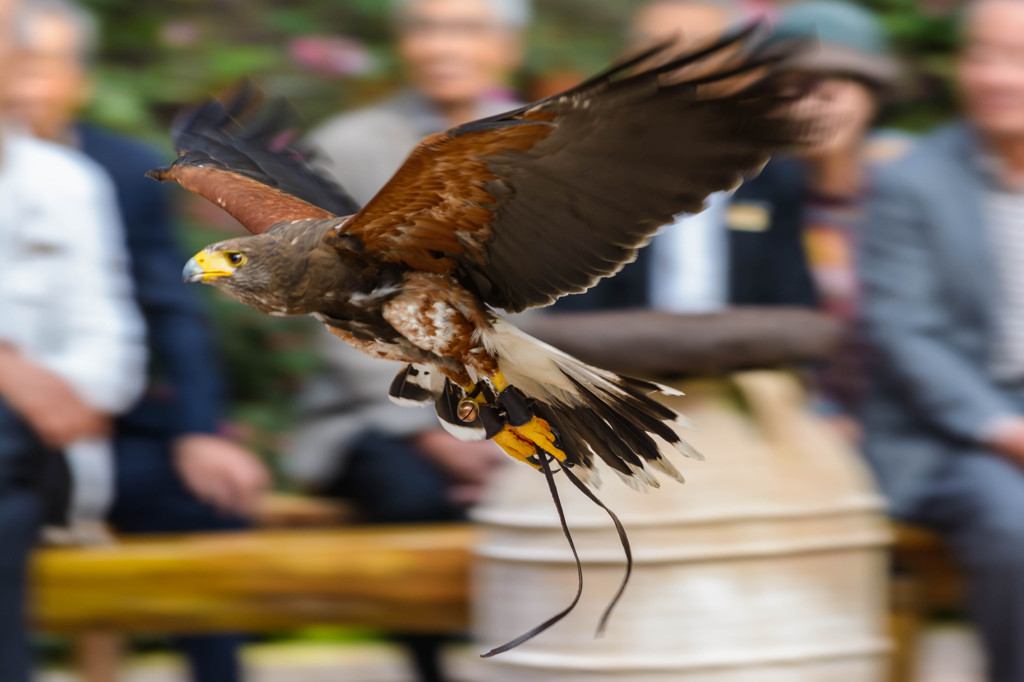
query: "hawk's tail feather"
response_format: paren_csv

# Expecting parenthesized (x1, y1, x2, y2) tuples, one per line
(388, 319, 700, 491)
(482, 317, 699, 490)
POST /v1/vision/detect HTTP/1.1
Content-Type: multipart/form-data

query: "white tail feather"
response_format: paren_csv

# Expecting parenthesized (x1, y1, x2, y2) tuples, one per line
(482, 316, 701, 490)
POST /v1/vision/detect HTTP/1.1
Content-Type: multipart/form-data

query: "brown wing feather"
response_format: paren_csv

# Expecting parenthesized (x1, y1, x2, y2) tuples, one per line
(149, 83, 361, 235)
(337, 24, 810, 312)
(147, 164, 338, 234)
(341, 122, 555, 272)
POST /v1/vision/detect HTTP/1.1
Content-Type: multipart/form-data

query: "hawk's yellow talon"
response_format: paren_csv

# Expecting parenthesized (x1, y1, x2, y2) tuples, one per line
(493, 427, 540, 465)
(516, 416, 566, 460)
(492, 416, 567, 467)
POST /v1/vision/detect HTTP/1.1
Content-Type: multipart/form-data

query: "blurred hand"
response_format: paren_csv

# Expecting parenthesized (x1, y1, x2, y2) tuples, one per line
(0, 345, 110, 448)
(410, 429, 505, 505)
(988, 417, 1024, 464)
(173, 434, 271, 517)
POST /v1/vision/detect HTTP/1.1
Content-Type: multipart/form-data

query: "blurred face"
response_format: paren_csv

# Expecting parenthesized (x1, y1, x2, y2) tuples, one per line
(958, 0, 1024, 139)
(630, 1, 731, 48)
(396, 0, 522, 106)
(5, 11, 89, 141)
(795, 77, 877, 157)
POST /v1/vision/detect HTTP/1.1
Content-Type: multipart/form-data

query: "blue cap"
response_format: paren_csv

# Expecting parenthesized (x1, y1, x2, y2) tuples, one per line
(774, 0, 899, 87)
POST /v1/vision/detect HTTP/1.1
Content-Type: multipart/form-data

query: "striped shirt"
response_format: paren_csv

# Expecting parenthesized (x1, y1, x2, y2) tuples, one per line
(986, 188, 1024, 381)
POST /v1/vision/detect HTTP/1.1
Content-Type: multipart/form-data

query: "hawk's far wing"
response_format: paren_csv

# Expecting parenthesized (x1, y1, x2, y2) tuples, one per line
(147, 82, 361, 234)
(337, 23, 811, 313)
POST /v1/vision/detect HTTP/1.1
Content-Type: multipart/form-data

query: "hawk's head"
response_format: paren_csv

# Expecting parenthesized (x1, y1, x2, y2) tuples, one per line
(182, 220, 367, 317)
(183, 236, 293, 315)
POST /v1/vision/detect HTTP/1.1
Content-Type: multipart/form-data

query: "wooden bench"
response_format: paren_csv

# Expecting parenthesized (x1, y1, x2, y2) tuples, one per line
(31, 514, 959, 682)
(32, 524, 476, 682)
(33, 525, 476, 634)
(250, 493, 355, 528)
(891, 524, 963, 612)
(888, 524, 964, 682)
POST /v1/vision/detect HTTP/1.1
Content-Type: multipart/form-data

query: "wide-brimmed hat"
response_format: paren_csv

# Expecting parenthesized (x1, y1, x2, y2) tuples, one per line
(772, 0, 900, 89)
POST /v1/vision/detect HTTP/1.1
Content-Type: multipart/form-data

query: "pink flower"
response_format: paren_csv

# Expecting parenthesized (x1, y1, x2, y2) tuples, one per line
(288, 36, 374, 76)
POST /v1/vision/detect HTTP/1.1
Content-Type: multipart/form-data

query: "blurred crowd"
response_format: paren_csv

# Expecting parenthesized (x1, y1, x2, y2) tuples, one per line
(1, 0, 1024, 681)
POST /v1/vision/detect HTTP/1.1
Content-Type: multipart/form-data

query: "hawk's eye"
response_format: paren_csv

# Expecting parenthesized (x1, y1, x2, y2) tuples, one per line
(226, 251, 246, 267)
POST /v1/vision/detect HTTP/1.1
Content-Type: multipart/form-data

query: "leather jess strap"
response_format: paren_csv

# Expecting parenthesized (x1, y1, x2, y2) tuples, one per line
(481, 452, 633, 658)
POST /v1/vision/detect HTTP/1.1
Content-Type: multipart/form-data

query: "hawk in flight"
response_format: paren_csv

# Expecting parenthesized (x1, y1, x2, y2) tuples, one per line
(149, 24, 811, 652)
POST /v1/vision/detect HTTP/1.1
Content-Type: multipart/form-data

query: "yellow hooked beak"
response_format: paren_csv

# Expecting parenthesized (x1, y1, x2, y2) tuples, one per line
(182, 250, 243, 283)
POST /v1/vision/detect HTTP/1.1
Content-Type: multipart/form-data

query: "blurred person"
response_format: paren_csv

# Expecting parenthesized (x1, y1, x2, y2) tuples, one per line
(859, 1, 1024, 679)
(309, 0, 525, 205)
(8, 2, 272, 680)
(770, 0, 902, 439)
(552, 0, 816, 315)
(289, 1, 527, 680)
(628, 0, 737, 47)
(0, 2, 146, 680)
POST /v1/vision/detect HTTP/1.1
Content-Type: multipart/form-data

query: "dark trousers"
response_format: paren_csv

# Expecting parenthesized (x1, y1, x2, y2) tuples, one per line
(0, 403, 48, 682)
(325, 431, 466, 682)
(329, 431, 466, 525)
(109, 430, 247, 682)
(911, 449, 1024, 682)
(0, 404, 247, 682)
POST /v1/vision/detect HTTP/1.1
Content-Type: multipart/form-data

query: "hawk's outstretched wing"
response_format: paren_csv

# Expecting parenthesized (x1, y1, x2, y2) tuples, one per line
(147, 82, 361, 233)
(337, 23, 810, 312)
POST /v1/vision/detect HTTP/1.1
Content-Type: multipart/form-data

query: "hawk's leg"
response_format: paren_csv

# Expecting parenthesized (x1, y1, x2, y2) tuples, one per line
(380, 274, 566, 465)
(470, 371, 567, 467)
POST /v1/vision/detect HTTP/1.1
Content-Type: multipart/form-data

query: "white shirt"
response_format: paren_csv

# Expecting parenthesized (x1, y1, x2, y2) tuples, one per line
(0, 132, 146, 518)
(647, 191, 732, 314)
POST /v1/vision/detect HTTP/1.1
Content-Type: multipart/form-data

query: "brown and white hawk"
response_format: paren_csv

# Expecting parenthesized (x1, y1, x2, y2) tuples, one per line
(149, 24, 813, 653)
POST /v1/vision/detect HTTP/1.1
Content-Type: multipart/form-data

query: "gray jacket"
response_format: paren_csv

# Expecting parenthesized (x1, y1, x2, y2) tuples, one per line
(860, 122, 1017, 516)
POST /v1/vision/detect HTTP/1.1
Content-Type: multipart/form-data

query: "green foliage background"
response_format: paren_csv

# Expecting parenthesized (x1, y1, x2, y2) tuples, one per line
(79, 0, 964, 141)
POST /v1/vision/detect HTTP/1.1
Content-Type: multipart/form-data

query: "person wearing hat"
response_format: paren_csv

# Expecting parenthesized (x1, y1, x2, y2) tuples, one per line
(763, 0, 906, 440)
(553, 1, 901, 327)
(554, 0, 821, 318)
(859, 0, 1024, 679)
